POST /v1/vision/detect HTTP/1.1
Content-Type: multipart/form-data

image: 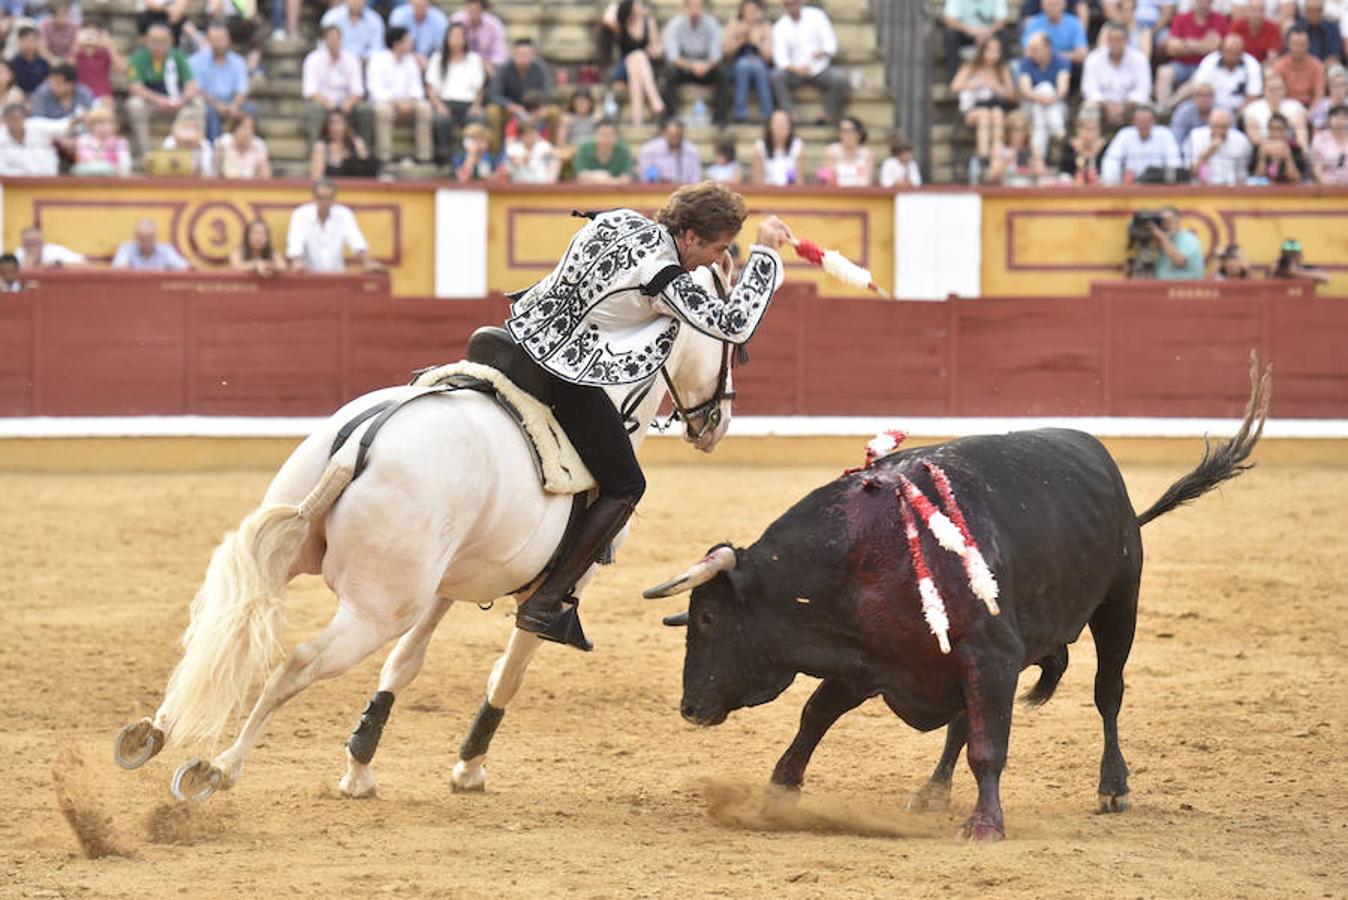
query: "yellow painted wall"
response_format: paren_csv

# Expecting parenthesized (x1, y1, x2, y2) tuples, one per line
(486, 188, 895, 298)
(12, 181, 1345, 301)
(981, 188, 1348, 296)
(2, 180, 436, 296)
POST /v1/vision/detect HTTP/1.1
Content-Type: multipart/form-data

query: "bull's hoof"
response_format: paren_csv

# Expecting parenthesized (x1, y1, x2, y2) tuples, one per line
(763, 781, 802, 810)
(1097, 791, 1131, 814)
(170, 758, 222, 802)
(114, 718, 165, 770)
(906, 780, 952, 813)
(450, 759, 486, 793)
(960, 815, 1005, 842)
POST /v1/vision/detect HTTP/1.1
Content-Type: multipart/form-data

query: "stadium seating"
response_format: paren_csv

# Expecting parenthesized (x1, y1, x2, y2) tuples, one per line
(92, 0, 892, 180)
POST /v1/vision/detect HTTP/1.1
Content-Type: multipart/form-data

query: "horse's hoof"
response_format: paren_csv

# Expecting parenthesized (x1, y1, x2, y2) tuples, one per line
(450, 760, 486, 793)
(960, 816, 1005, 842)
(339, 766, 378, 800)
(1097, 791, 1131, 814)
(171, 758, 222, 802)
(906, 781, 951, 813)
(114, 719, 165, 770)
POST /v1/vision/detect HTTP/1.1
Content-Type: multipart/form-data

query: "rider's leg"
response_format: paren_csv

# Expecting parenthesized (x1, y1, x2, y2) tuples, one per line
(515, 376, 645, 648)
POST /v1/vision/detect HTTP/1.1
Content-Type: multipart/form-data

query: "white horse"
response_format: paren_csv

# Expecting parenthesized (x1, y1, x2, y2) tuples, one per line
(113, 320, 734, 801)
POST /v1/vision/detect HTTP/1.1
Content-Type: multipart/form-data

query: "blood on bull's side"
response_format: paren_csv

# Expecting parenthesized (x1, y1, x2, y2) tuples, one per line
(647, 356, 1272, 841)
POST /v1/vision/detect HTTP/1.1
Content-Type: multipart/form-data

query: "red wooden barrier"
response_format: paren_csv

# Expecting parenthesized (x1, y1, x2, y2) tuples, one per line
(0, 271, 1345, 419)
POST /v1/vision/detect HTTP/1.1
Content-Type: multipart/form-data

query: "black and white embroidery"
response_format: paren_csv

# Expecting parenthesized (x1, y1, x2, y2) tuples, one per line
(661, 250, 779, 343)
(505, 210, 781, 386)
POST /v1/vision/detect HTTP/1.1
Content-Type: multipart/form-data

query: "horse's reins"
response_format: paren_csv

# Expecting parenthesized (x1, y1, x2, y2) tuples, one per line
(659, 339, 735, 442)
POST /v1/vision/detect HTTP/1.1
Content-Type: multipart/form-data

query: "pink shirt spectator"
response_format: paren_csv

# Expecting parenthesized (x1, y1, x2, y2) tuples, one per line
(302, 45, 366, 105)
(73, 132, 131, 176)
(75, 44, 113, 98)
(42, 20, 78, 61)
(449, 9, 507, 68)
(1311, 129, 1348, 184)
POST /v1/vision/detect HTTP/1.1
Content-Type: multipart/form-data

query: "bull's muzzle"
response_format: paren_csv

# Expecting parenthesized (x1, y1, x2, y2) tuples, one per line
(681, 702, 728, 727)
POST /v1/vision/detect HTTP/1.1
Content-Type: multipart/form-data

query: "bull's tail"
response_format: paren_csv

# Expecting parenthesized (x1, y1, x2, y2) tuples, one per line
(156, 456, 355, 749)
(1020, 645, 1068, 707)
(1136, 353, 1272, 528)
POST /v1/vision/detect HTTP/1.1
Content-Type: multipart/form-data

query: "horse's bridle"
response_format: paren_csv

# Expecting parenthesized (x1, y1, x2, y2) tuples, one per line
(659, 339, 736, 443)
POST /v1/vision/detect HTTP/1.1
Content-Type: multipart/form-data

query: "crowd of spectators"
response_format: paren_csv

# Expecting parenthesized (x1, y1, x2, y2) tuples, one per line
(0, 0, 922, 187)
(0, 0, 273, 179)
(943, 0, 1348, 185)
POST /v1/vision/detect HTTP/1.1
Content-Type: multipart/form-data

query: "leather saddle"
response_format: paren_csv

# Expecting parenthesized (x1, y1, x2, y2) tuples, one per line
(465, 326, 552, 404)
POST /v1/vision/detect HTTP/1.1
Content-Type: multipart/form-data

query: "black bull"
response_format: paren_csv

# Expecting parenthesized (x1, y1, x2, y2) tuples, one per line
(646, 361, 1271, 841)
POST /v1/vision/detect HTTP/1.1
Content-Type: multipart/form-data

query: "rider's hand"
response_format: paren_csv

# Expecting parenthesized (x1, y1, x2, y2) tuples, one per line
(755, 215, 794, 251)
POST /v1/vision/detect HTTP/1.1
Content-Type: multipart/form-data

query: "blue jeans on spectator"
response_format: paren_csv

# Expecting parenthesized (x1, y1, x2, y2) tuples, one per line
(731, 54, 772, 120)
(206, 100, 258, 141)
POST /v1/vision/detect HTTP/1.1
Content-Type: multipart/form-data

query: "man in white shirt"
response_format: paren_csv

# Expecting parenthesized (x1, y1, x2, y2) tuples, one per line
(15, 225, 85, 268)
(1081, 23, 1154, 128)
(1191, 34, 1263, 114)
(769, 0, 849, 126)
(0, 103, 66, 176)
(1101, 104, 1183, 183)
(1184, 107, 1252, 184)
(286, 179, 381, 274)
(367, 26, 433, 163)
(302, 23, 374, 148)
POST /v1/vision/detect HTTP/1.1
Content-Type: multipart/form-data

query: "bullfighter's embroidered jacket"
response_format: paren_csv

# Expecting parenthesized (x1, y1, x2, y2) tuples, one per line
(505, 209, 784, 386)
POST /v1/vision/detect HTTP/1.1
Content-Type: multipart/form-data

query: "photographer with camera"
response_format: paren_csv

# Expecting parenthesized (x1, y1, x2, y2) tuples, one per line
(1126, 206, 1204, 280)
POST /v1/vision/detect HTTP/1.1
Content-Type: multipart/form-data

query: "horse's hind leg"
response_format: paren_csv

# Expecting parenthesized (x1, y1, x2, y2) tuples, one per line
(171, 604, 394, 801)
(340, 596, 454, 798)
(449, 626, 543, 793)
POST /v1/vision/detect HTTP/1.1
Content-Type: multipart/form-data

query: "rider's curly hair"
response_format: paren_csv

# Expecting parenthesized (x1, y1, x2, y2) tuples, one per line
(656, 182, 749, 241)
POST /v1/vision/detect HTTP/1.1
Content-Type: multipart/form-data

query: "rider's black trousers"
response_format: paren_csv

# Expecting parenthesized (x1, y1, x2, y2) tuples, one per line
(546, 373, 647, 502)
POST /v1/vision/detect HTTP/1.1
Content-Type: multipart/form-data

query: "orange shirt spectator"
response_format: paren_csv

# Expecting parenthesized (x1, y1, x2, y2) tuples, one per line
(1275, 28, 1328, 107)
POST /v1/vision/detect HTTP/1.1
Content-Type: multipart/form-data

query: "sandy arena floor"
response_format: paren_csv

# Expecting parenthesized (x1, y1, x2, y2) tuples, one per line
(2, 441, 1346, 899)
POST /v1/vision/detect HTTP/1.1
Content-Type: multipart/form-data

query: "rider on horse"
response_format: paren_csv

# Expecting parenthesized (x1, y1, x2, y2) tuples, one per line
(504, 181, 794, 649)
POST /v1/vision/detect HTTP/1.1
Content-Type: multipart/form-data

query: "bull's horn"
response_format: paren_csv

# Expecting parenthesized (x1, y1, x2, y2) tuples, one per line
(662, 611, 689, 627)
(643, 545, 737, 598)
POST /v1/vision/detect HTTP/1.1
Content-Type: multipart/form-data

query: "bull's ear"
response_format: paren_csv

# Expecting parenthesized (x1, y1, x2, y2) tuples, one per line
(643, 544, 737, 598)
(662, 611, 689, 627)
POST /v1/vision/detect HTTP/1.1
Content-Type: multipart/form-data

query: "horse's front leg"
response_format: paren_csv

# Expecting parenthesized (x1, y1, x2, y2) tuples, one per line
(449, 626, 543, 792)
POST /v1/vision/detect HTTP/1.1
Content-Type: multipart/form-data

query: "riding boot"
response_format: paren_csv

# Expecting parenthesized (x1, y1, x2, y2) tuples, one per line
(515, 495, 637, 651)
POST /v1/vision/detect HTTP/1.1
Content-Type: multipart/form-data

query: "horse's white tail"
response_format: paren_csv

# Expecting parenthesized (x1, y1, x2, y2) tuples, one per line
(157, 457, 355, 749)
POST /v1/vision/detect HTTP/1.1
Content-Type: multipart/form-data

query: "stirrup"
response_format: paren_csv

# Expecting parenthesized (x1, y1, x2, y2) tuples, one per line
(518, 598, 593, 652)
